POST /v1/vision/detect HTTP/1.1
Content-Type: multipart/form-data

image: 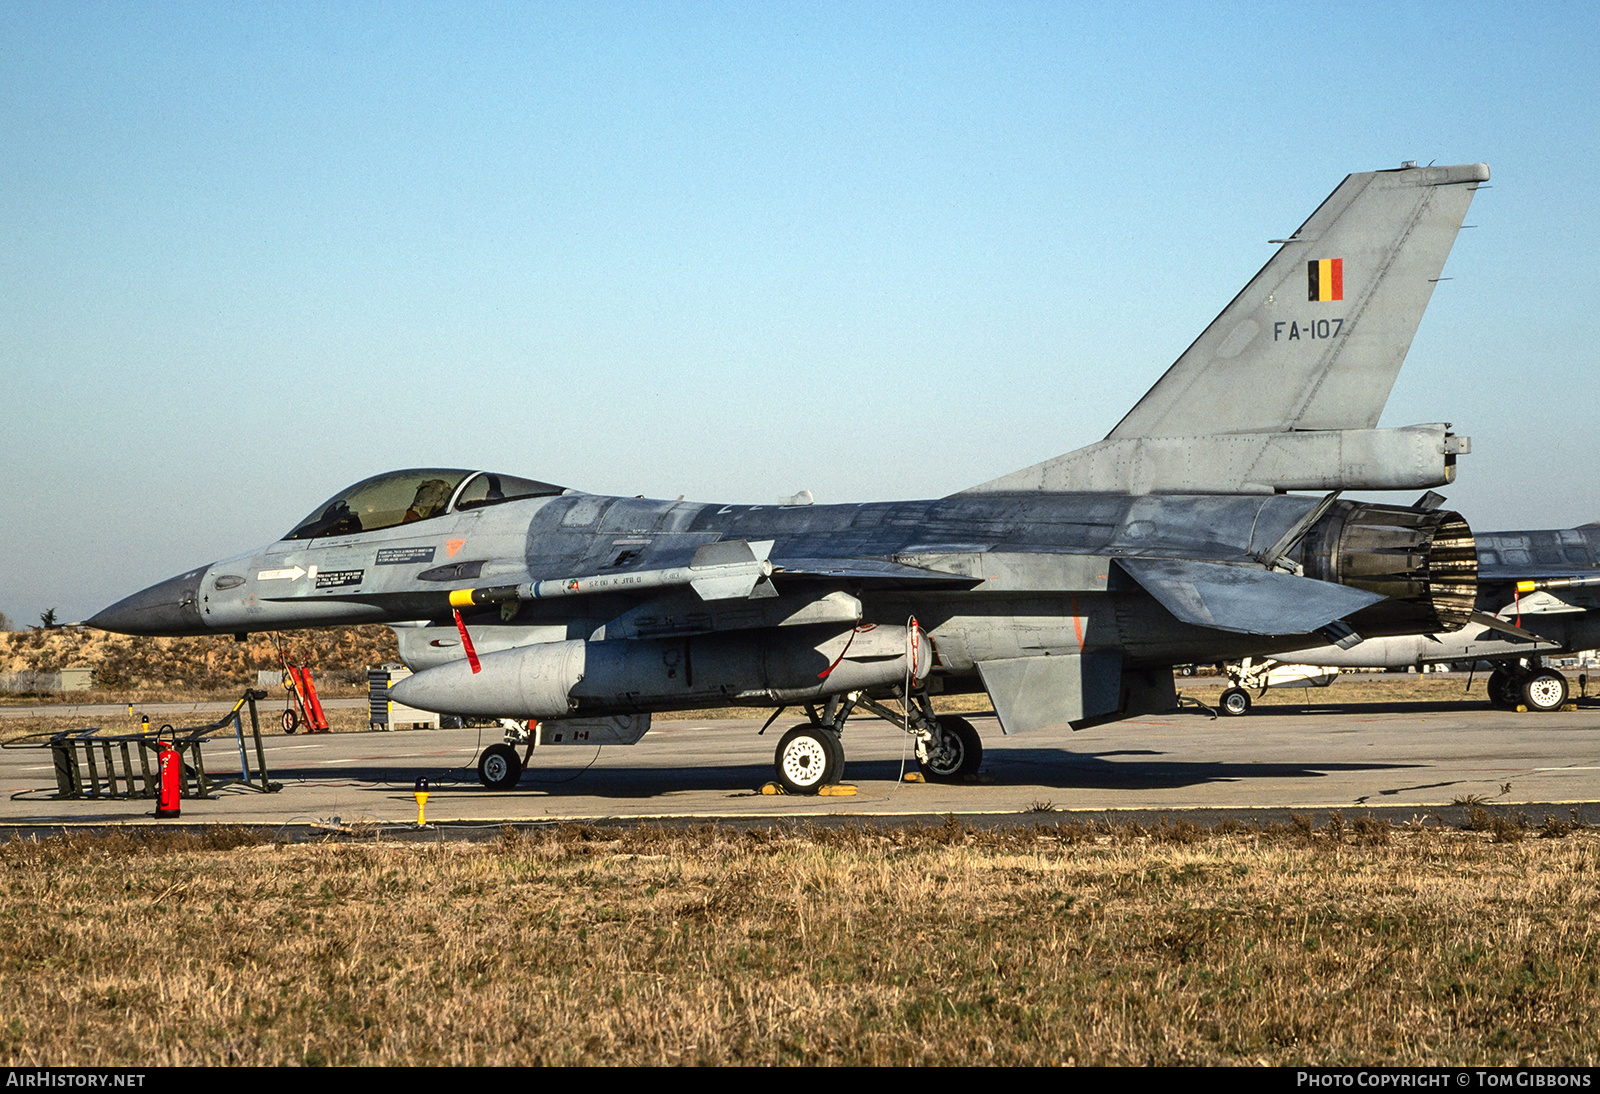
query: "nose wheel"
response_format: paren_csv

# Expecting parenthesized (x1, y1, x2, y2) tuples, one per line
(1218, 687, 1252, 716)
(477, 743, 523, 789)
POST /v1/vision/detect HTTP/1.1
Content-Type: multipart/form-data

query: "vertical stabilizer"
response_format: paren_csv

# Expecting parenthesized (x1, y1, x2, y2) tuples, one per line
(1107, 162, 1487, 440)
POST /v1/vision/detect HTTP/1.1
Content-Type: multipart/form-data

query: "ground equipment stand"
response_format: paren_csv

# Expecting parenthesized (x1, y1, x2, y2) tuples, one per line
(277, 648, 330, 734)
(4, 689, 282, 802)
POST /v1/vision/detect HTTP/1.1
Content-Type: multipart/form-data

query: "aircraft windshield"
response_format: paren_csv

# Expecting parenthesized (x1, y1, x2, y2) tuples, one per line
(283, 468, 568, 541)
(454, 471, 565, 510)
(284, 470, 472, 540)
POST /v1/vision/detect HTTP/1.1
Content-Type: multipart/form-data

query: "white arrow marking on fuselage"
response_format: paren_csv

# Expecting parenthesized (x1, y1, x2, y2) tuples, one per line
(257, 566, 306, 581)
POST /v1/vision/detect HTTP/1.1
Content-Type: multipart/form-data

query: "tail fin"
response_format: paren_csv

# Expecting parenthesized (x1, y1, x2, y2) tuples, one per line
(1110, 162, 1487, 439)
(964, 162, 1486, 495)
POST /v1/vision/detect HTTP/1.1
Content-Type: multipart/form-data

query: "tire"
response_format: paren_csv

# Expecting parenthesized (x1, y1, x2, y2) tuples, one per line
(1488, 669, 1520, 710)
(917, 715, 983, 782)
(281, 708, 299, 734)
(820, 728, 845, 783)
(1522, 670, 1569, 712)
(477, 743, 523, 789)
(774, 726, 839, 794)
(1219, 687, 1251, 716)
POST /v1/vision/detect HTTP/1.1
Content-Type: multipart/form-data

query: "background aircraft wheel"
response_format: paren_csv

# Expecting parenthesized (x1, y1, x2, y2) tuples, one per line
(1522, 670, 1569, 712)
(1218, 687, 1251, 716)
(775, 726, 838, 794)
(1488, 670, 1520, 709)
(477, 743, 523, 789)
(281, 708, 299, 734)
(917, 715, 983, 782)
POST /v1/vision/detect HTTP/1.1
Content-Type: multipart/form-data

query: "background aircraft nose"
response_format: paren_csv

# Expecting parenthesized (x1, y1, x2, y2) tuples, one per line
(87, 566, 210, 635)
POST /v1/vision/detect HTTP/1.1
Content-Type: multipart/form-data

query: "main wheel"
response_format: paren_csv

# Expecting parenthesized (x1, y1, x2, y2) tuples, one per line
(477, 743, 523, 789)
(917, 715, 983, 782)
(774, 726, 839, 794)
(1488, 669, 1520, 709)
(1218, 687, 1252, 716)
(1522, 670, 1569, 712)
(281, 708, 299, 734)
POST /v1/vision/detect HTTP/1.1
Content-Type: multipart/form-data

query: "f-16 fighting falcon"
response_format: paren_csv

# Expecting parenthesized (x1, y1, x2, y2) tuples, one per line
(91, 162, 1489, 793)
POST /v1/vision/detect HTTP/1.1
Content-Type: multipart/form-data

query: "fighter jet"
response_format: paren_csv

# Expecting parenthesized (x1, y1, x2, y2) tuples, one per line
(1212, 524, 1600, 715)
(90, 162, 1490, 793)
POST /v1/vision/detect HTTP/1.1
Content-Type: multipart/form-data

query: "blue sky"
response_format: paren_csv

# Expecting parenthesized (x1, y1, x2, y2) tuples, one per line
(3, 2, 1598, 625)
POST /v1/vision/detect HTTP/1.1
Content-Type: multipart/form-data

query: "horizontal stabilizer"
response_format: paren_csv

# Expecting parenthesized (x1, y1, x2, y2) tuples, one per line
(1117, 557, 1384, 636)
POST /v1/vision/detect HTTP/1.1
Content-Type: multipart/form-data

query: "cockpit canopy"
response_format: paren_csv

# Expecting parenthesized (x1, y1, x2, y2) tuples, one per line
(284, 469, 566, 541)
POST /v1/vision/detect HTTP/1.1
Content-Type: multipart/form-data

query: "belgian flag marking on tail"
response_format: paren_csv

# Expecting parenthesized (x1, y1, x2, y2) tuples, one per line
(1308, 258, 1344, 302)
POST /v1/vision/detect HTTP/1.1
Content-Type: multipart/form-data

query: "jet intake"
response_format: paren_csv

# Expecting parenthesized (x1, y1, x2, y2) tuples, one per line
(1298, 501, 1477, 635)
(388, 623, 932, 719)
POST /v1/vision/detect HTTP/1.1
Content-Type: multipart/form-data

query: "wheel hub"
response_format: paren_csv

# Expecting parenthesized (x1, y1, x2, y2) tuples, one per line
(1527, 676, 1565, 709)
(923, 731, 962, 776)
(781, 738, 828, 787)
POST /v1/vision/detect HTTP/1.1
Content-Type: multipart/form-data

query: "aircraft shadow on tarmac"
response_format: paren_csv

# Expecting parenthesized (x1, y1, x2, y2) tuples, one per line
(848, 752, 1422, 793)
(1173, 697, 1600, 716)
(1173, 699, 1497, 717)
(258, 749, 1424, 800)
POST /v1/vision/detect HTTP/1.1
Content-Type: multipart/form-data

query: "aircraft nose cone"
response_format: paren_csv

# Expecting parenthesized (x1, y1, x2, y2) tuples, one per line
(87, 566, 210, 636)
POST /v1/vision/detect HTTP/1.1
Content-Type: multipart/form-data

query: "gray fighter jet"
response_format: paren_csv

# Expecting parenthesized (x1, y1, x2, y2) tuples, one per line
(1216, 524, 1600, 714)
(90, 162, 1489, 793)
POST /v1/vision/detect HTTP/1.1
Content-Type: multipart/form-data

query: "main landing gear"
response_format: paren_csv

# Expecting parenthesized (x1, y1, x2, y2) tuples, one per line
(1486, 661, 1570, 713)
(771, 688, 984, 794)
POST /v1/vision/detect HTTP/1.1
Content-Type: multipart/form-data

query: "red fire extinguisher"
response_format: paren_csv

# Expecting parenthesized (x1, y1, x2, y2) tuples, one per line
(155, 730, 181, 819)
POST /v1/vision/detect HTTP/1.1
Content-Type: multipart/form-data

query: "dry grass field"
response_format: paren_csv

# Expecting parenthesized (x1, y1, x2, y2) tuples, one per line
(3, 820, 1599, 1066)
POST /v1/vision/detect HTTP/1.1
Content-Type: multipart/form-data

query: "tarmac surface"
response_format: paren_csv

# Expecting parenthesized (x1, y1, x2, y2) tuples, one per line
(5, 693, 1600, 830)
